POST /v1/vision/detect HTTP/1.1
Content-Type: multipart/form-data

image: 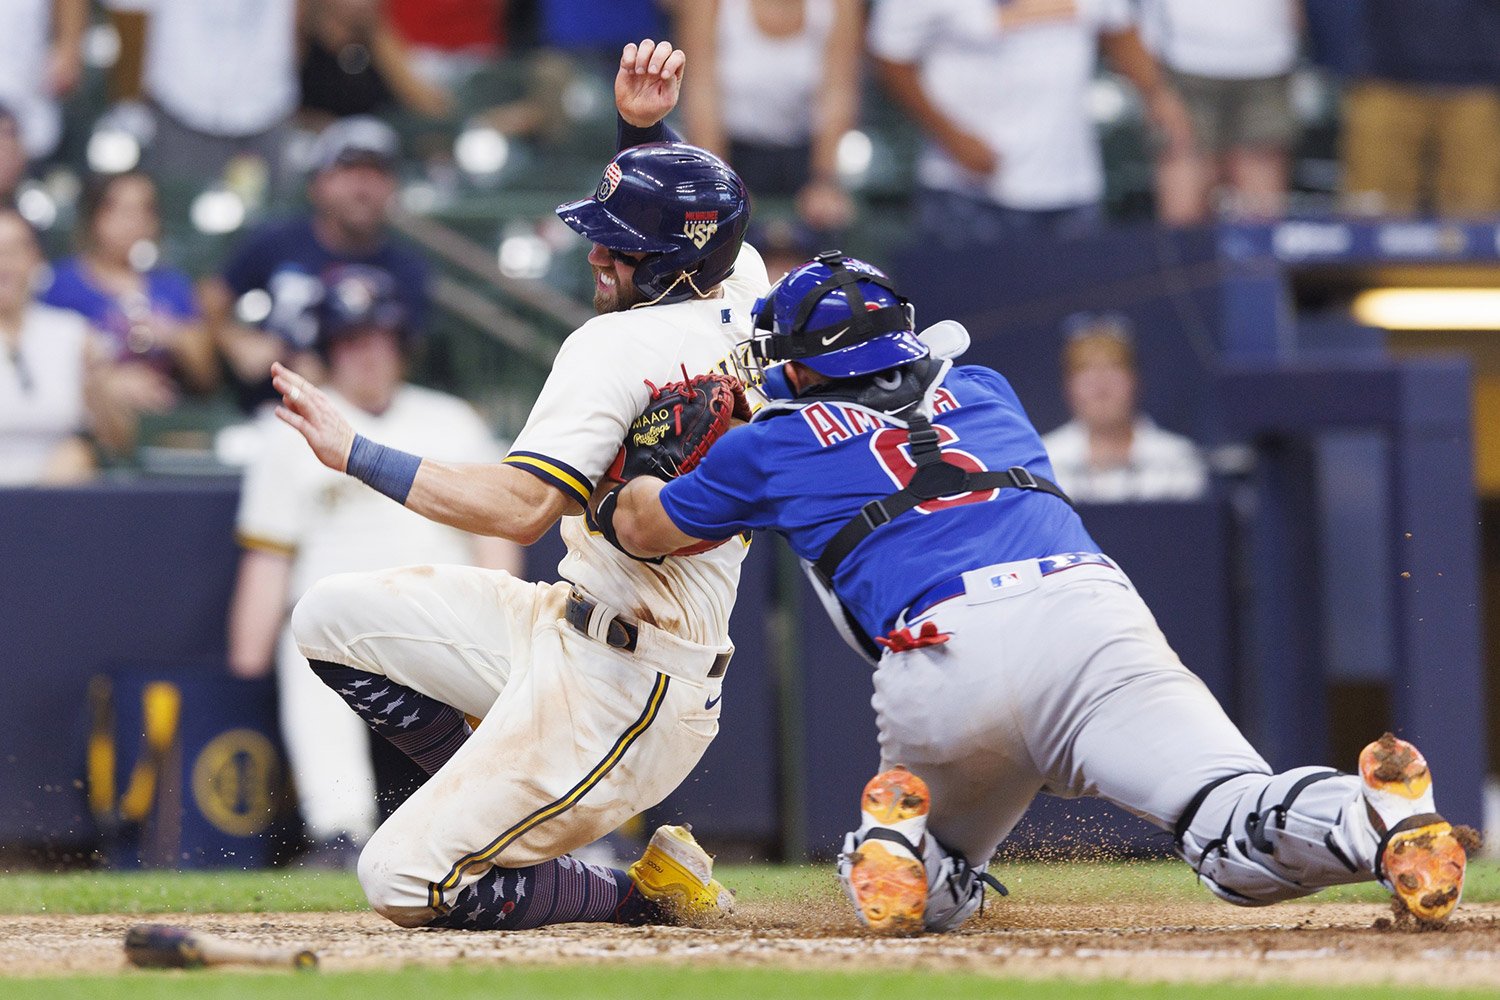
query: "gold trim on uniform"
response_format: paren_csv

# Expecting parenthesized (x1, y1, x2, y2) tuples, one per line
(502, 452, 593, 508)
(426, 672, 672, 911)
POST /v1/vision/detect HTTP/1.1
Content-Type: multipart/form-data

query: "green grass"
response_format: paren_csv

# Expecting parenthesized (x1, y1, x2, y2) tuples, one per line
(4, 859, 1496, 916)
(8, 966, 1500, 1000)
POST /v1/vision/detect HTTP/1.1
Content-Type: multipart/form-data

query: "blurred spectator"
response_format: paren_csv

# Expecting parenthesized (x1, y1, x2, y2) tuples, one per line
(298, 0, 455, 126)
(0, 106, 29, 210)
(0, 0, 84, 160)
(387, 0, 505, 89)
(748, 216, 820, 283)
(1339, 0, 1500, 218)
(201, 116, 430, 414)
(677, 0, 861, 233)
(869, 0, 1194, 248)
(480, 0, 667, 144)
(41, 171, 217, 418)
(539, 0, 665, 52)
(0, 209, 100, 485)
(1141, 0, 1301, 223)
(106, 0, 298, 186)
(227, 264, 520, 865)
(1040, 313, 1207, 502)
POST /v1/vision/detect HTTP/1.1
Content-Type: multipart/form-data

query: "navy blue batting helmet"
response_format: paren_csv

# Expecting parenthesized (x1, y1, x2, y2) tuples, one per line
(748, 251, 927, 379)
(556, 142, 750, 305)
(315, 263, 408, 354)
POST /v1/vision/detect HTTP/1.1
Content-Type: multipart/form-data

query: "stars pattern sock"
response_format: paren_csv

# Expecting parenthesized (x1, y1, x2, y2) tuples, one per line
(425, 856, 659, 930)
(308, 660, 471, 775)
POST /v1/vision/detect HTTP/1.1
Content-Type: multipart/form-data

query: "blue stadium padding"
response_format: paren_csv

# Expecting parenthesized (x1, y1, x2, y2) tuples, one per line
(94, 664, 284, 869)
(792, 499, 1234, 858)
(1, 482, 241, 848)
(1218, 358, 1485, 827)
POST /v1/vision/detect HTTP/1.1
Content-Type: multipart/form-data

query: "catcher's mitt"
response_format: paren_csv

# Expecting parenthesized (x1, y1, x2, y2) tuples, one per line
(607, 369, 751, 484)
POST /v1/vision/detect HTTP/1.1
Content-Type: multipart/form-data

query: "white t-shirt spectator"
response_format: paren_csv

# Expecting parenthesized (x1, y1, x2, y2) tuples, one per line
(0, 0, 60, 157)
(1042, 415, 1209, 503)
(236, 384, 500, 599)
(868, 0, 1133, 210)
(0, 304, 90, 485)
(109, 0, 298, 136)
(717, 0, 836, 147)
(1138, 0, 1298, 79)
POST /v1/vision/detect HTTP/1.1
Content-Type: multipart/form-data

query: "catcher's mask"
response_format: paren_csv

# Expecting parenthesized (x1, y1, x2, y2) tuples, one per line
(743, 251, 927, 382)
(556, 142, 751, 306)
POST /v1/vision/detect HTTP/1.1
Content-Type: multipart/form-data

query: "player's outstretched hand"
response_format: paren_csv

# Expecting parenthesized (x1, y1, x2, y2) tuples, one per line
(271, 361, 355, 473)
(616, 38, 685, 128)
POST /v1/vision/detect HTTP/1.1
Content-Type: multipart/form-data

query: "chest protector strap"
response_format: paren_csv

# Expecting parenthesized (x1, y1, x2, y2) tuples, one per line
(811, 414, 1073, 588)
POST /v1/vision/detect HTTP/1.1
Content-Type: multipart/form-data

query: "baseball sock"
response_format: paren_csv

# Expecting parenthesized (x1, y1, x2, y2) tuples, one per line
(308, 660, 470, 775)
(426, 856, 659, 930)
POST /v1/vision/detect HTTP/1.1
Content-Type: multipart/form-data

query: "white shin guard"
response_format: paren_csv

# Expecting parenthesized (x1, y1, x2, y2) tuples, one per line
(1175, 767, 1379, 905)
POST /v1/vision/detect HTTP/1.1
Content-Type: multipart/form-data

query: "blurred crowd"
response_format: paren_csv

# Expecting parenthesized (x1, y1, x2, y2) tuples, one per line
(1, 0, 1499, 490)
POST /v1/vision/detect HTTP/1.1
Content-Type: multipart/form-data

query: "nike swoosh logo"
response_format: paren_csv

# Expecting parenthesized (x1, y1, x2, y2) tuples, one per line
(704, 693, 723, 710)
(821, 327, 850, 346)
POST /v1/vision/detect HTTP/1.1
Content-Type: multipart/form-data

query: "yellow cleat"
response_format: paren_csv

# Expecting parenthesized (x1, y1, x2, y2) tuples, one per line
(627, 824, 734, 921)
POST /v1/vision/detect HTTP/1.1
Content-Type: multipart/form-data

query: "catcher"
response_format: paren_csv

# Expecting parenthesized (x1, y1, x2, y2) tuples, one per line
(268, 39, 768, 931)
(594, 251, 1474, 935)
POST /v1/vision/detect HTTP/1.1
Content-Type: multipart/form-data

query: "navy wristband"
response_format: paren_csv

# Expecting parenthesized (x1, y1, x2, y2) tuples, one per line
(617, 114, 682, 151)
(346, 433, 422, 505)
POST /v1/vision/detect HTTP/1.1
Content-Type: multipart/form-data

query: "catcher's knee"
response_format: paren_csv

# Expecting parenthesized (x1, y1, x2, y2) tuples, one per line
(356, 836, 439, 928)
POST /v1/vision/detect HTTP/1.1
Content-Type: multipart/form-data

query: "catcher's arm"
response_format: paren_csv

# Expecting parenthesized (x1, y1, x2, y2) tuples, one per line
(593, 370, 749, 557)
(596, 476, 701, 559)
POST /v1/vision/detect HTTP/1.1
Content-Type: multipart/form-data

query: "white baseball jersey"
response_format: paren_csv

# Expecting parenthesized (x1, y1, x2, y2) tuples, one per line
(0, 305, 91, 485)
(503, 243, 772, 646)
(237, 383, 502, 599)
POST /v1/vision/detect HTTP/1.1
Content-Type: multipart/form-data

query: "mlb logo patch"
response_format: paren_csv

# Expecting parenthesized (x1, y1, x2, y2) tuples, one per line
(987, 571, 1023, 590)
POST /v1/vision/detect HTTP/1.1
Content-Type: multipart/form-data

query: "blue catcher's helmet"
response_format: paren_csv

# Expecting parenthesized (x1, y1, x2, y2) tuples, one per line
(556, 142, 750, 305)
(314, 263, 409, 356)
(748, 251, 928, 379)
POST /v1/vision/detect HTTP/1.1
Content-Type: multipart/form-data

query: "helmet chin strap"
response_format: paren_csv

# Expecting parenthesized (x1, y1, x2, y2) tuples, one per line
(629, 270, 715, 309)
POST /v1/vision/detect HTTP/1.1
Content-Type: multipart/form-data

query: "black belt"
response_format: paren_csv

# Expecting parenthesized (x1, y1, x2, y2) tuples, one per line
(564, 591, 731, 680)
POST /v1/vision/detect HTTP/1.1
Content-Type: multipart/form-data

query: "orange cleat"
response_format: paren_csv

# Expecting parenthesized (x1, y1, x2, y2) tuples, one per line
(1359, 733, 1468, 925)
(844, 767, 931, 936)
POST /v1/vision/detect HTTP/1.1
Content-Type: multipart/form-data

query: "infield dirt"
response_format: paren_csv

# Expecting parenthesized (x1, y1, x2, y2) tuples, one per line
(6, 899, 1500, 988)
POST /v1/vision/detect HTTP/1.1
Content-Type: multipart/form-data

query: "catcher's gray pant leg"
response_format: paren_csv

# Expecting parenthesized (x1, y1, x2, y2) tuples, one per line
(1175, 768, 1379, 904)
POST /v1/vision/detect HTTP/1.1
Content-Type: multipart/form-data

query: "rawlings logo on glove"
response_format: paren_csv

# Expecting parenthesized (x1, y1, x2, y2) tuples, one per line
(607, 368, 751, 484)
(605, 368, 750, 557)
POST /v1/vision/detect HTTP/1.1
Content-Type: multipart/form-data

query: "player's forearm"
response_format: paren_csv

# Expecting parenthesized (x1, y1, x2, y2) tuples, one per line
(1100, 28, 1169, 104)
(608, 477, 700, 557)
(872, 58, 970, 151)
(227, 549, 293, 678)
(675, 0, 728, 157)
(403, 459, 570, 546)
(811, 0, 862, 180)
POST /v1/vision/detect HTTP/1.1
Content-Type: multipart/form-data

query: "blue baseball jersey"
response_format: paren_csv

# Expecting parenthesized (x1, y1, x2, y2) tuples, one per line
(659, 364, 1099, 638)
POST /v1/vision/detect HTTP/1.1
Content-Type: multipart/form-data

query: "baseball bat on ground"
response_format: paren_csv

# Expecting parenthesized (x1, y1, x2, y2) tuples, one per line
(124, 924, 318, 970)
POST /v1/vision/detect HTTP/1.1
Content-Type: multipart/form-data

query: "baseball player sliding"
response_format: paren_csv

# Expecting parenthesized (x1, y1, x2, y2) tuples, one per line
(594, 253, 1474, 934)
(268, 39, 769, 930)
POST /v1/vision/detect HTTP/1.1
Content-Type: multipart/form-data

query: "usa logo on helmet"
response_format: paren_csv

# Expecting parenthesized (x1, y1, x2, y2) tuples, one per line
(683, 211, 720, 249)
(596, 162, 623, 201)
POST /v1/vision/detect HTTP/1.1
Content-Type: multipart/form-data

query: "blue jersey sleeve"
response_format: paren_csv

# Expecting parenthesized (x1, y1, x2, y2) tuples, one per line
(657, 426, 772, 540)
